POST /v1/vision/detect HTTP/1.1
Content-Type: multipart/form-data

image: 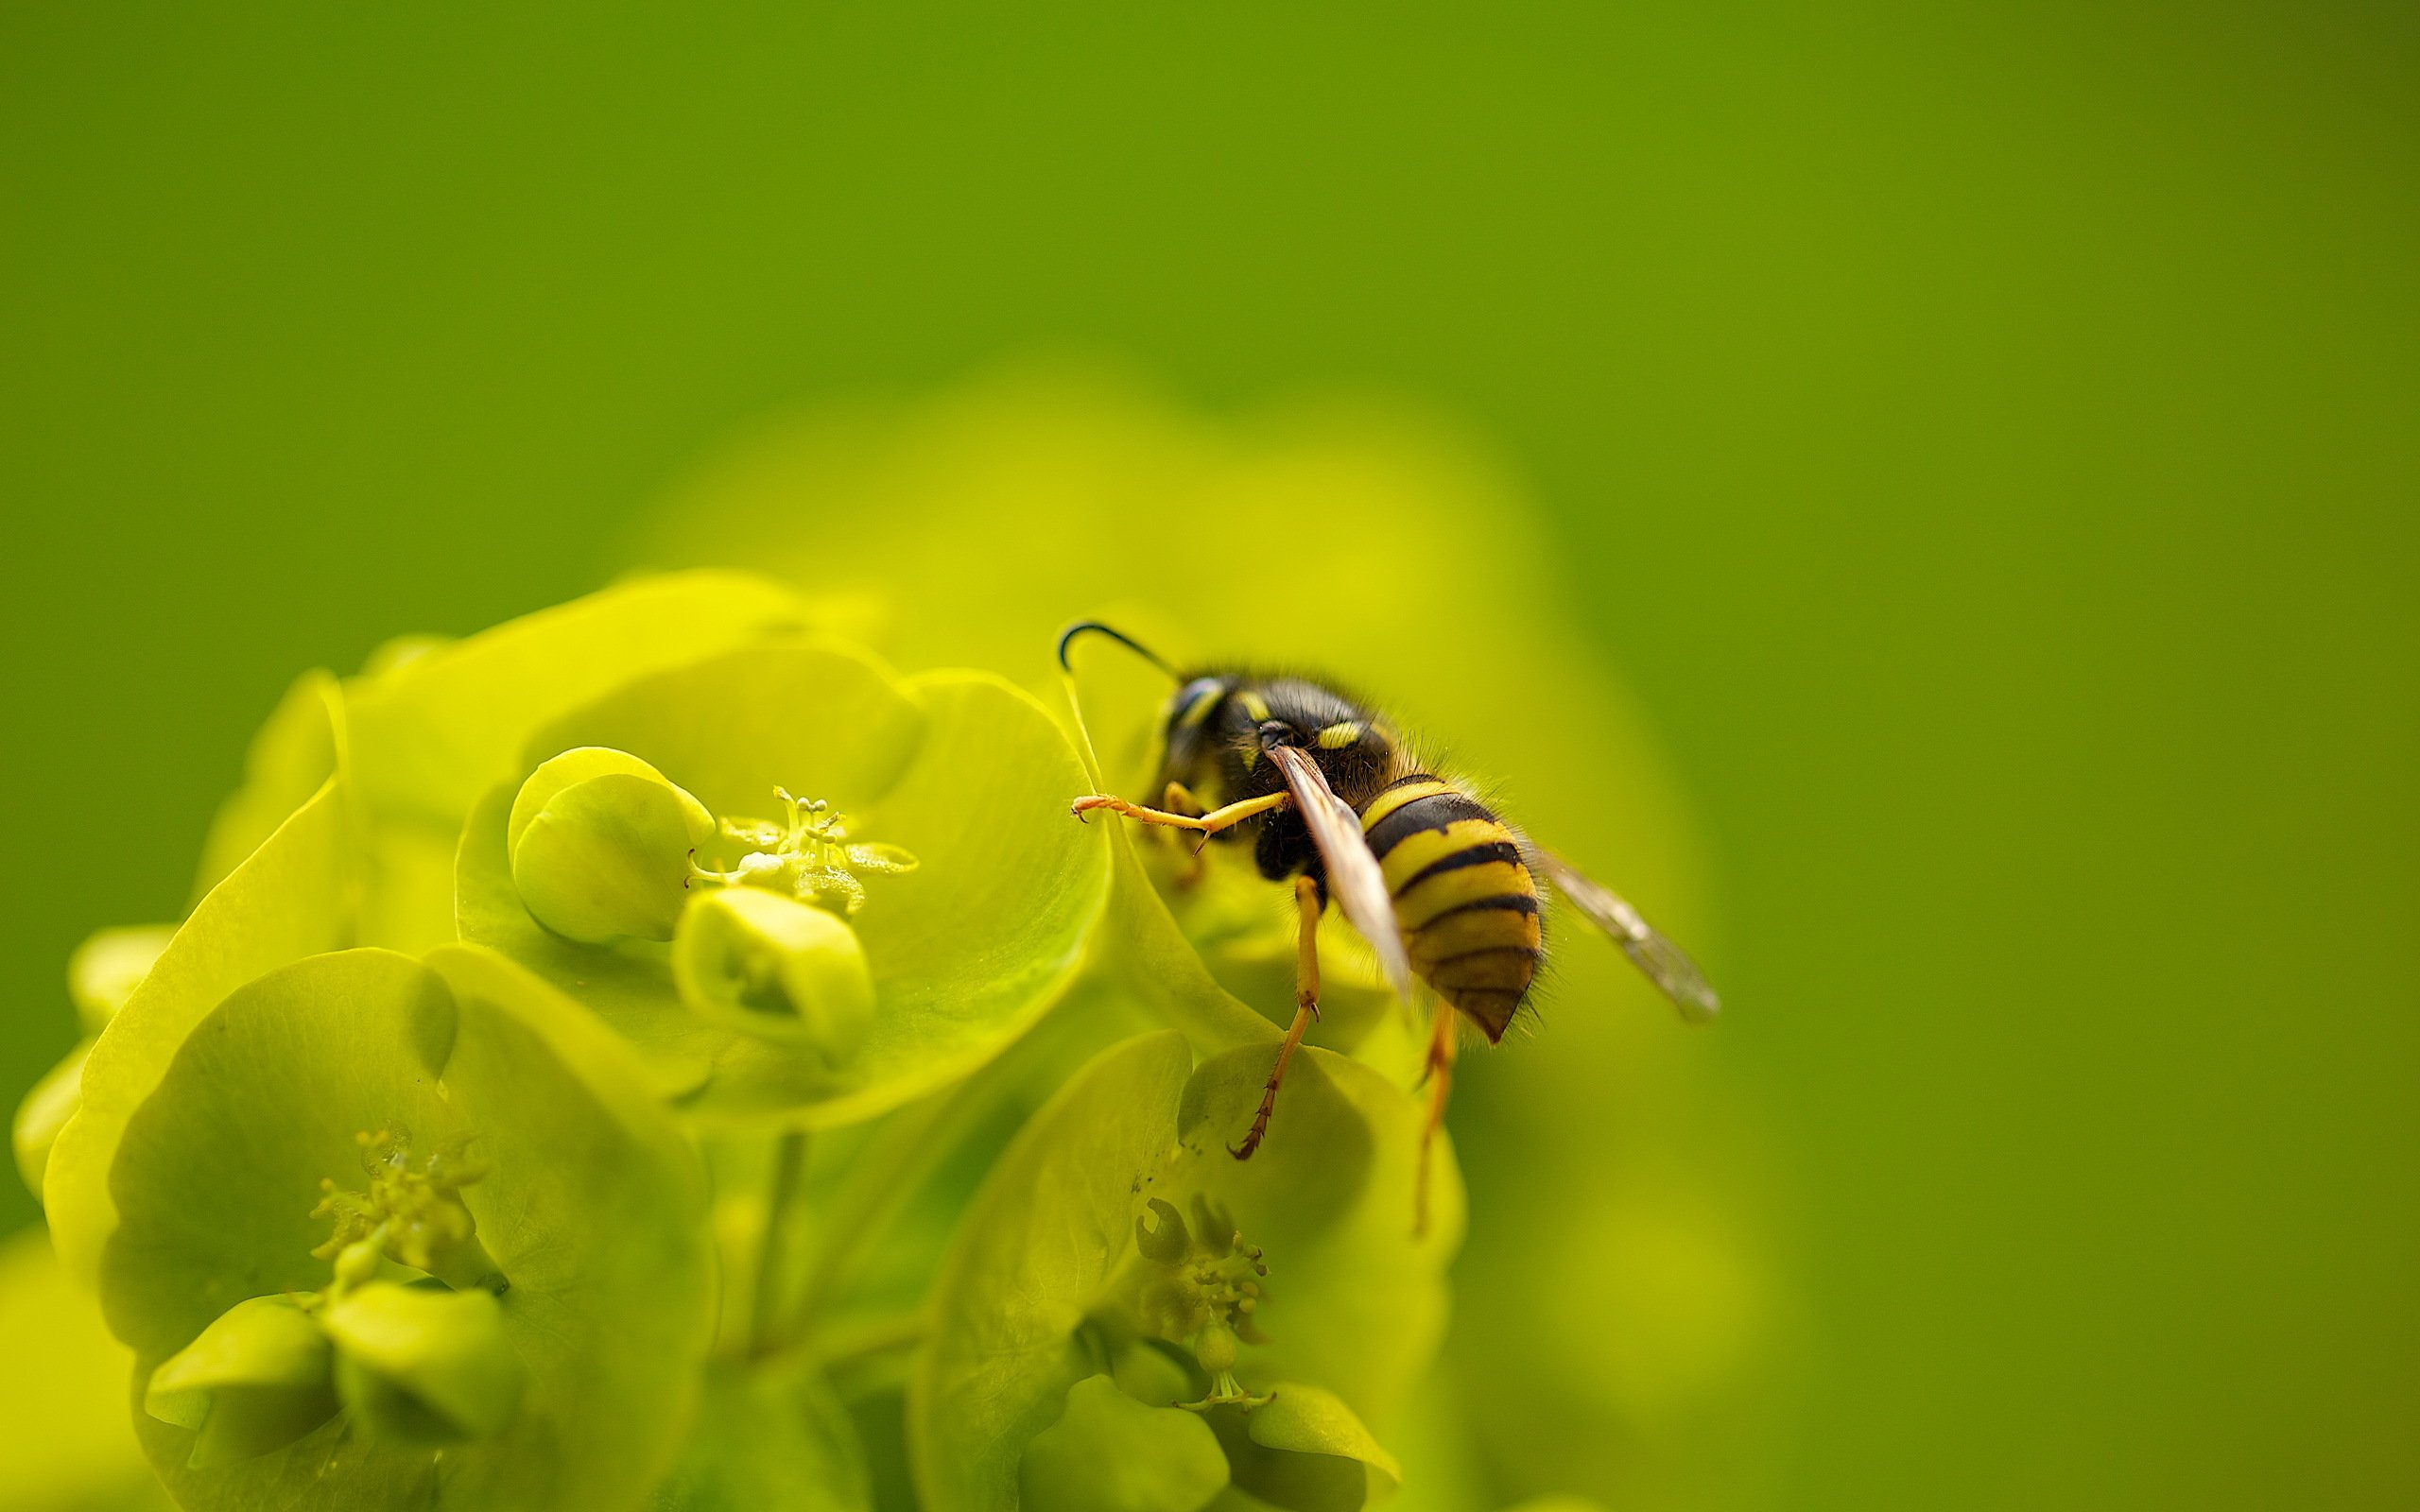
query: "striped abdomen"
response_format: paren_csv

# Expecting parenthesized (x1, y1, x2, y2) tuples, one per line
(1360, 775, 1541, 1041)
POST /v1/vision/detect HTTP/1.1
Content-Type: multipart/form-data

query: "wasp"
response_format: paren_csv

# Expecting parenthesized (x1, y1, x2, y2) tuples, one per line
(1060, 623, 1719, 1227)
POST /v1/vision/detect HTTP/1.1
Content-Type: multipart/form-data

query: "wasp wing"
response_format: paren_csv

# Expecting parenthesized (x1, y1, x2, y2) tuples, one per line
(1537, 850, 1721, 1022)
(1268, 744, 1416, 1003)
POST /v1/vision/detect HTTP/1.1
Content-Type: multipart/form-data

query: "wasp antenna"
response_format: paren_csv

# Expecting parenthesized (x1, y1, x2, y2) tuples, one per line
(1057, 620, 1177, 679)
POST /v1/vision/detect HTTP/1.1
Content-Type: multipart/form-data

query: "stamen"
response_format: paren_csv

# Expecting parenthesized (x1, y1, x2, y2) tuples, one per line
(686, 788, 917, 918)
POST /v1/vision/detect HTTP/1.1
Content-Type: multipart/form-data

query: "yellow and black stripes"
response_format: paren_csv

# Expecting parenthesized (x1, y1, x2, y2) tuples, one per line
(1362, 774, 1542, 1041)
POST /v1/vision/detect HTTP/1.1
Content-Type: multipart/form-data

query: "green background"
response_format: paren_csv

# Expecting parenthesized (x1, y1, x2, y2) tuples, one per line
(3, 4, 2411, 1508)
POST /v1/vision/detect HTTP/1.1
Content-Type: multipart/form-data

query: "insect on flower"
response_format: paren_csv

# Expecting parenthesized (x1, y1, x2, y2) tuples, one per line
(1061, 623, 1720, 1230)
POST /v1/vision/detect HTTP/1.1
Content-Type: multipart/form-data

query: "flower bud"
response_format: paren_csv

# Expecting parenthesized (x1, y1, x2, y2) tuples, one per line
(144, 1295, 339, 1468)
(672, 886, 874, 1062)
(68, 923, 176, 1034)
(320, 1282, 526, 1446)
(509, 747, 716, 944)
(19, 927, 178, 1198)
(12, 1040, 87, 1199)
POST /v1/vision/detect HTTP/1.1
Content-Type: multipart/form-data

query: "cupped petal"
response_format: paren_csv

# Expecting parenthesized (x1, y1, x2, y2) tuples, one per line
(1204, 1382, 1400, 1512)
(520, 640, 923, 822)
(143, 1296, 338, 1469)
(912, 1031, 1458, 1512)
(672, 887, 874, 1058)
(1168, 1046, 1461, 1426)
(813, 669, 1110, 1124)
(464, 646, 1112, 1127)
(191, 671, 343, 902)
(345, 571, 808, 828)
(45, 776, 357, 1287)
(1021, 1374, 1229, 1512)
(910, 1032, 1193, 1512)
(454, 784, 721, 1101)
(101, 945, 713, 1512)
(320, 1283, 524, 1446)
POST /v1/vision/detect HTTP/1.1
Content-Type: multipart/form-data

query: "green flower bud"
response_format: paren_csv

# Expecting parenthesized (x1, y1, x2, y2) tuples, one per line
(672, 886, 874, 1061)
(320, 1281, 526, 1447)
(143, 1296, 339, 1469)
(12, 1040, 87, 1199)
(67, 924, 177, 1035)
(509, 747, 716, 944)
(18, 926, 176, 1199)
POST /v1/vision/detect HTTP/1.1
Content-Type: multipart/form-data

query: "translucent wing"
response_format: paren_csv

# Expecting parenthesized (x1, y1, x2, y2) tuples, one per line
(1536, 850, 1721, 1022)
(1267, 745, 1416, 1003)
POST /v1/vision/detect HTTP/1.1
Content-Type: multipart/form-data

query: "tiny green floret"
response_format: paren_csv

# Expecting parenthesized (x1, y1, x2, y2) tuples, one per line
(670, 787, 917, 1057)
(1133, 1195, 1275, 1412)
(311, 1124, 504, 1295)
(691, 786, 918, 918)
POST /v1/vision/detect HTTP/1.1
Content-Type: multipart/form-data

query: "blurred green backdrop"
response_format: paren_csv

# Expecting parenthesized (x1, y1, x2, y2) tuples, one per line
(2, 4, 2411, 1509)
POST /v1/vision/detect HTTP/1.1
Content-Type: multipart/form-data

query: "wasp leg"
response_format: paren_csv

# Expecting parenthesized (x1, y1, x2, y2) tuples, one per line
(1232, 874, 1323, 1160)
(1163, 783, 1213, 886)
(1070, 789, 1290, 845)
(1414, 1002, 1461, 1236)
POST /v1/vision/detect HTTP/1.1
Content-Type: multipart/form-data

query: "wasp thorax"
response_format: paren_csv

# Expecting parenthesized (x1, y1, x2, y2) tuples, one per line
(1132, 1194, 1274, 1411)
(311, 1124, 503, 1295)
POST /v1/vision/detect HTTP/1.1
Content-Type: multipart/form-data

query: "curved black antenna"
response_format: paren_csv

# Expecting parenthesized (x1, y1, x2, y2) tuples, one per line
(1056, 620, 1177, 679)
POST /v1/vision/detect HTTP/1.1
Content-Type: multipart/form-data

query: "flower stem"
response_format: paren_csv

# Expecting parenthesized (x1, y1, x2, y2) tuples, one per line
(814, 1310, 929, 1371)
(750, 1129, 808, 1358)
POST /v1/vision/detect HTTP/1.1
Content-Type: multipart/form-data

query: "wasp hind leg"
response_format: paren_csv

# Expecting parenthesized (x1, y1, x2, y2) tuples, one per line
(1231, 874, 1322, 1160)
(1414, 1000, 1461, 1236)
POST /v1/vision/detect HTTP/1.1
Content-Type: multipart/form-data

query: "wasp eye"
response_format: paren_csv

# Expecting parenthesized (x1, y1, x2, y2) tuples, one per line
(1170, 678, 1223, 719)
(1255, 720, 1301, 749)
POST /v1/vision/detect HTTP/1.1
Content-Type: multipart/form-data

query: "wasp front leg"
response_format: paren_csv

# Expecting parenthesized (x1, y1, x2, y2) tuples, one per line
(1069, 787, 1290, 847)
(1152, 782, 1217, 885)
(1231, 873, 1322, 1160)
